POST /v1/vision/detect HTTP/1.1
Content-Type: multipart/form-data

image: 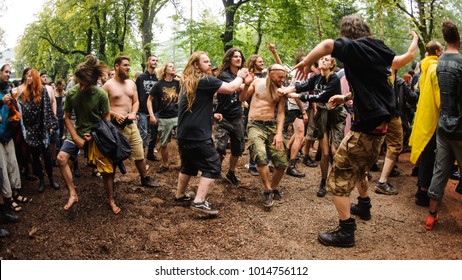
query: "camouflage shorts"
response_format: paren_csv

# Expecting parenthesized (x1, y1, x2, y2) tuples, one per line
(327, 131, 385, 197)
(329, 106, 348, 148)
(247, 120, 288, 169)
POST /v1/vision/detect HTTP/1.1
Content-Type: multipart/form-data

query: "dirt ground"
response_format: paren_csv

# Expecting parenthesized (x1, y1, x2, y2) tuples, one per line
(1, 139, 462, 260)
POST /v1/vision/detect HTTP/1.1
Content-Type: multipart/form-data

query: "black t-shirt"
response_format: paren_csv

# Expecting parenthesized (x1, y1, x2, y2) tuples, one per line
(437, 52, 462, 139)
(149, 79, 180, 119)
(215, 70, 242, 120)
(296, 73, 341, 103)
(332, 37, 395, 132)
(177, 76, 223, 141)
(135, 71, 158, 114)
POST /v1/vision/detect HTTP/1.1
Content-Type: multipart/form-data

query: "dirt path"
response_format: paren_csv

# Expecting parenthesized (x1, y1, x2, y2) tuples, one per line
(1, 145, 461, 260)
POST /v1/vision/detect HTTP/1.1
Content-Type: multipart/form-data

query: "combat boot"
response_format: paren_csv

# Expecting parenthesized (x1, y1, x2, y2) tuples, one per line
(286, 159, 305, 178)
(318, 218, 356, 247)
(316, 179, 327, 197)
(350, 196, 372, 220)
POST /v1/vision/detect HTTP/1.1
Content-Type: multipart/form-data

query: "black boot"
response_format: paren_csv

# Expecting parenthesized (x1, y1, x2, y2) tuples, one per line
(456, 181, 462, 195)
(302, 155, 317, 167)
(73, 161, 81, 177)
(0, 204, 20, 223)
(49, 177, 61, 190)
(146, 148, 159, 161)
(38, 177, 45, 193)
(286, 159, 305, 178)
(415, 190, 430, 206)
(316, 179, 327, 197)
(141, 176, 160, 188)
(318, 218, 356, 247)
(350, 196, 372, 220)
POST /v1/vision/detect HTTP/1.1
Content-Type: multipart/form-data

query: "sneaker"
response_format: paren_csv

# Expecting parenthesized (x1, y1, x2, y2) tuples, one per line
(248, 166, 259, 176)
(190, 201, 218, 215)
(425, 214, 438, 230)
(225, 171, 240, 185)
(450, 171, 461, 180)
(273, 189, 282, 200)
(283, 132, 290, 139)
(263, 191, 274, 208)
(375, 181, 398, 195)
(174, 194, 194, 203)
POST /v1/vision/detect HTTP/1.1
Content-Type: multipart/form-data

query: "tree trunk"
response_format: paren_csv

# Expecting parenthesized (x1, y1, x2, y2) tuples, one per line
(140, 0, 168, 70)
(221, 0, 249, 53)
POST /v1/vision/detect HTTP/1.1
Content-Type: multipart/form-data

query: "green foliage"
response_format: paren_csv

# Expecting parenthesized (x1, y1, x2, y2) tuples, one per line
(12, 0, 461, 80)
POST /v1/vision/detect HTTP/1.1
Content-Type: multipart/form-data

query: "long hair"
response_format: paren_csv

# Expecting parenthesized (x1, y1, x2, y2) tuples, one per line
(20, 67, 31, 84)
(340, 15, 371, 40)
(180, 51, 209, 112)
(217, 48, 245, 78)
(157, 62, 174, 81)
(75, 55, 108, 86)
(22, 68, 42, 104)
(247, 54, 260, 72)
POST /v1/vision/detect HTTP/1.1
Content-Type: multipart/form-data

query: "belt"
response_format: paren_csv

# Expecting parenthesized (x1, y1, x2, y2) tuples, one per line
(249, 120, 276, 126)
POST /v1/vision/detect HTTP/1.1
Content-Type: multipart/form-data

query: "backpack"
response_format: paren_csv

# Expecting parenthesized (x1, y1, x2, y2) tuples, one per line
(91, 119, 131, 173)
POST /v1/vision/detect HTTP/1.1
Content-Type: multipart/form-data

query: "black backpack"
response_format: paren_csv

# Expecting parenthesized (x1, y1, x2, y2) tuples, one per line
(91, 119, 131, 173)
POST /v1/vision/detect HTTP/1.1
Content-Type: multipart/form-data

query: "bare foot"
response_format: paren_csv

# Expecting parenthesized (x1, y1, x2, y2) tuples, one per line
(64, 195, 78, 210)
(109, 200, 121, 215)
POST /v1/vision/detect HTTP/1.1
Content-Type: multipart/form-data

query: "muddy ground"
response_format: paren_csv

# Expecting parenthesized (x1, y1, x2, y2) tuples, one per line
(1, 139, 461, 260)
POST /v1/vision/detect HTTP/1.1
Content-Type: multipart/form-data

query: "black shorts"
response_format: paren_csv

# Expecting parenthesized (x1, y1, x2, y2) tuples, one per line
(178, 138, 221, 179)
(215, 117, 245, 156)
(286, 109, 304, 122)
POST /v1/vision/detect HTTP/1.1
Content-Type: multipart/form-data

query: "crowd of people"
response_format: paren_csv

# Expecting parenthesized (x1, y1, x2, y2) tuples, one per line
(0, 15, 461, 248)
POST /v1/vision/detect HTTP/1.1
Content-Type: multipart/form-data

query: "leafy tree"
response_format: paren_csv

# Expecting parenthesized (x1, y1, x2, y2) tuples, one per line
(221, 0, 250, 52)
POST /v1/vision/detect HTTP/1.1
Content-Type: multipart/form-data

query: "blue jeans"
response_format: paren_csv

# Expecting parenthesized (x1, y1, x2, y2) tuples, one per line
(137, 112, 158, 150)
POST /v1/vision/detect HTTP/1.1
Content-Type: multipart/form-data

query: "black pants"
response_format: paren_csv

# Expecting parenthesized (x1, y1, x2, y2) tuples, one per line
(30, 146, 54, 179)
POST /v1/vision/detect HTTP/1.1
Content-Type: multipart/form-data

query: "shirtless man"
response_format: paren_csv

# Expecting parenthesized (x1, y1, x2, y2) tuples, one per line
(240, 64, 288, 209)
(103, 56, 159, 188)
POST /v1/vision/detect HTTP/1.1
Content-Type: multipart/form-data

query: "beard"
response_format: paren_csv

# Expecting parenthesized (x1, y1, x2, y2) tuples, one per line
(118, 71, 129, 80)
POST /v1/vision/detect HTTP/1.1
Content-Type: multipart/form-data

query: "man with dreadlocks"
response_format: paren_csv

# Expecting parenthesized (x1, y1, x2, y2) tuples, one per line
(57, 55, 121, 215)
(174, 51, 251, 216)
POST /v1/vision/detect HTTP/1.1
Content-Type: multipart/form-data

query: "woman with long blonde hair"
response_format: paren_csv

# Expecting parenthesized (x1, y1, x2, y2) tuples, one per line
(19, 68, 59, 193)
(174, 51, 252, 216)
